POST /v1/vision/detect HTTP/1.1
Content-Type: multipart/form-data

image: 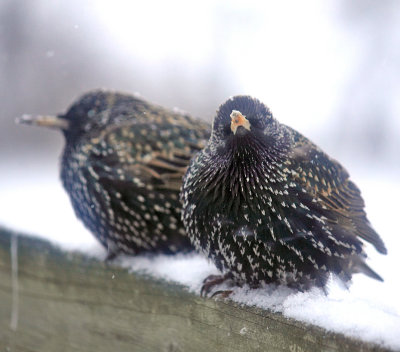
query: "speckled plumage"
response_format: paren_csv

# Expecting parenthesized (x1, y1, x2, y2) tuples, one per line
(181, 96, 387, 291)
(21, 90, 210, 257)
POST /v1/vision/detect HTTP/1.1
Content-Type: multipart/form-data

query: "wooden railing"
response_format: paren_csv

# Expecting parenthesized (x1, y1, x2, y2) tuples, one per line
(0, 227, 388, 352)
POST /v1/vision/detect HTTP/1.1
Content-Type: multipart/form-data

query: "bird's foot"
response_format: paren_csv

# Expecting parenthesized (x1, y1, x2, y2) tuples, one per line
(104, 240, 121, 263)
(200, 272, 233, 297)
(210, 290, 233, 299)
(104, 251, 119, 262)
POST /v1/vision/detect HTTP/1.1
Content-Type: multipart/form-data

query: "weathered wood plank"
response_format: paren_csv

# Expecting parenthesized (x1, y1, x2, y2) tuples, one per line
(0, 228, 388, 352)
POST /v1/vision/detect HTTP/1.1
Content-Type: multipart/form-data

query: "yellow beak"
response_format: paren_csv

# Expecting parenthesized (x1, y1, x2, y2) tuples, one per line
(16, 114, 69, 130)
(230, 110, 251, 134)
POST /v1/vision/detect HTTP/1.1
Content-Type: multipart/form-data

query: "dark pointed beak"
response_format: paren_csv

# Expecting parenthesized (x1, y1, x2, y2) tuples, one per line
(16, 114, 69, 130)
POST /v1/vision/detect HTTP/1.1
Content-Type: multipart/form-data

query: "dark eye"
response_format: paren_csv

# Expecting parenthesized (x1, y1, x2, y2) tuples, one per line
(223, 123, 231, 137)
(249, 117, 264, 130)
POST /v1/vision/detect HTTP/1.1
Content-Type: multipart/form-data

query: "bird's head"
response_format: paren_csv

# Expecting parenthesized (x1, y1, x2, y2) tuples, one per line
(16, 91, 125, 142)
(210, 95, 288, 159)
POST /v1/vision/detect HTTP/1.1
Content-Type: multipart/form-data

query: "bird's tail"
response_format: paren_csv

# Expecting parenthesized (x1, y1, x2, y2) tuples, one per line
(347, 255, 384, 282)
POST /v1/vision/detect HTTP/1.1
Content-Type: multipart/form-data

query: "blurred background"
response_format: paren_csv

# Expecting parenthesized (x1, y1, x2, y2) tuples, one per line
(0, 0, 399, 248)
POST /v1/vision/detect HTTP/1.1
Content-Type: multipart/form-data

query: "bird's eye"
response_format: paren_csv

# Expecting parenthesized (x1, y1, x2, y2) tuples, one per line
(223, 124, 231, 137)
(249, 117, 262, 130)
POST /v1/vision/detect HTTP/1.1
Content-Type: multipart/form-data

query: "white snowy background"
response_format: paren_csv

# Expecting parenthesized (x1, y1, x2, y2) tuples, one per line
(1, 0, 399, 350)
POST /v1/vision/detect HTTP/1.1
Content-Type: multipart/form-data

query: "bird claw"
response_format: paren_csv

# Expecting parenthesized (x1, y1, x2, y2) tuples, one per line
(104, 252, 118, 262)
(104, 240, 121, 262)
(200, 273, 233, 297)
(202, 274, 222, 284)
(210, 290, 233, 299)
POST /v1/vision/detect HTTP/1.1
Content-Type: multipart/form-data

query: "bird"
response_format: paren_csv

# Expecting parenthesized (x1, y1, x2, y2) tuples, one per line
(180, 95, 387, 294)
(18, 90, 210, 259)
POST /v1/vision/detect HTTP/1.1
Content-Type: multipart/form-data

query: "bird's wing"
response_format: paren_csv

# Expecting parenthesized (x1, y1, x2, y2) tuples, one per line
(87, 121, 210, 191)
(75, 121, 209, 253)
(286, 128, 386, 254)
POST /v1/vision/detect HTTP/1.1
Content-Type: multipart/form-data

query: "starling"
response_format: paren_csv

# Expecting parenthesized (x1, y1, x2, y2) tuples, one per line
(181, 95, 387, 292)
(18, 90, 210, 258)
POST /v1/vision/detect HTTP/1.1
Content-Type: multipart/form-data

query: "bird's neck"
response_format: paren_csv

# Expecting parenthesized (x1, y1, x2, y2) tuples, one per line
(190, 142, 286, 218)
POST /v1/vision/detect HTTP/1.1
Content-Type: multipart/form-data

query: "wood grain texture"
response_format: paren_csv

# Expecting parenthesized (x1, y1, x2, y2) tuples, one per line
(0, 228, 387, 352)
